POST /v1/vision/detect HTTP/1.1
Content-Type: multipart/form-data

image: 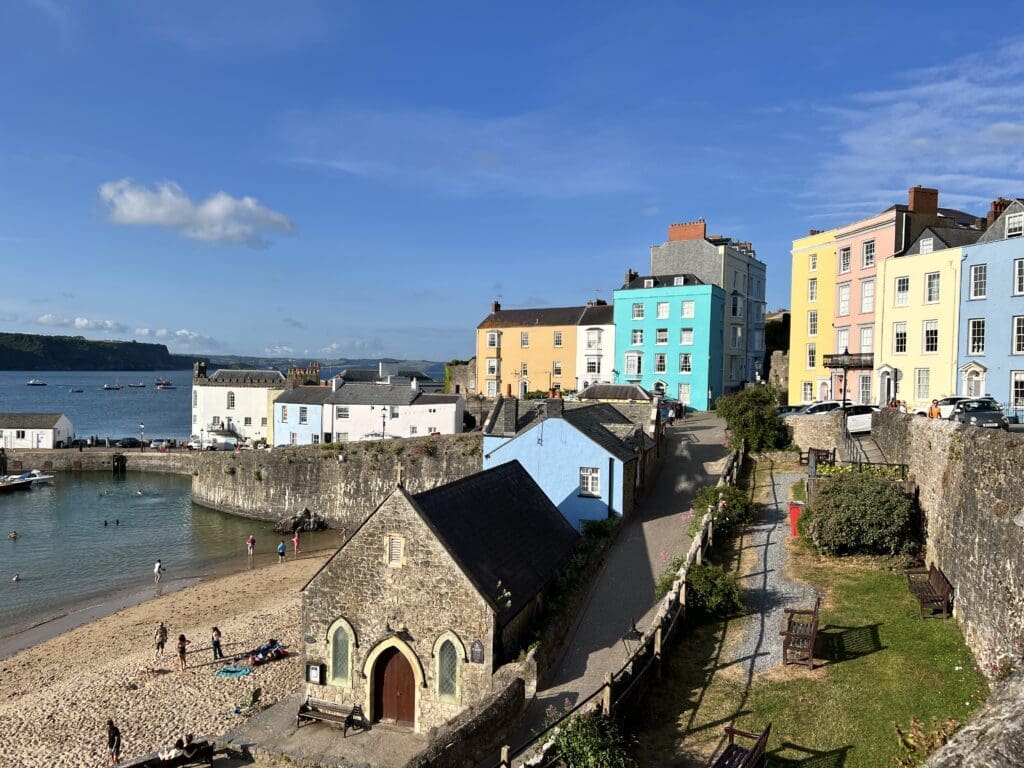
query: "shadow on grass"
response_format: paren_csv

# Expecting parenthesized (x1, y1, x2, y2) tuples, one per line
(817, 624, 884, 665)
(769, 742, 852, 767)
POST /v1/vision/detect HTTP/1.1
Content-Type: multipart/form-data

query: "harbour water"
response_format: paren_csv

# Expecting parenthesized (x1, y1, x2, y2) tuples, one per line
(0, 472, 341, 641)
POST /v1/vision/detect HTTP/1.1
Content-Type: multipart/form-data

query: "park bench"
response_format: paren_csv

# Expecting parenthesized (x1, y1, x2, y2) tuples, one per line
(711, 723, 771, 768)
(781, 596, 820, 669)
(296, 695, 368, 737)
(905, 564, 953, 619)
(798, 448, 835, 467)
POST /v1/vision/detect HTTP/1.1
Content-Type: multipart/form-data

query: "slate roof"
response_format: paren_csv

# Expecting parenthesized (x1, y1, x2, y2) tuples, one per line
(0, 413, 65, 429)
(621, 274, 703, 290)
(416, 394, 463, 405)
(882, 203, 980, 228)
(274, 387, 331, 405)
(562, 405, 641, 462)
(207, 369, 286, 386)
(411, 461, 579, 624)
(477, 306, 586, 329)
(337, 369, 434, 383)
(976, 199, 1024, 244)
(577, 383, 653, 402)
(578, 303, 614, 325)
(326, 383, 421, 406)
(905, 225, 984, 254)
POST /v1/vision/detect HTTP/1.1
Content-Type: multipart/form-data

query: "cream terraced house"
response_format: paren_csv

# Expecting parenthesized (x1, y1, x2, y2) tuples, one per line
(191, 361, 286, 443)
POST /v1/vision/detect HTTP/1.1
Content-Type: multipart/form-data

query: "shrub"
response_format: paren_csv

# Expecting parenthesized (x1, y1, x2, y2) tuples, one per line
(715, 386, 787, 452)
(892, 716, 960, 767)
(806, 472, 914, 556)
(655, 552, 687, 599)
(223, 465, 236, 475)
(686, 562, 745, 618)
(552, 711, 636, 768)
(689, 484, 756, 538)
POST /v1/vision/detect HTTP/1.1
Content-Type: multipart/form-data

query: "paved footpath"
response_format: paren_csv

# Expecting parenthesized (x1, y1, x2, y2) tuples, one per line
(510, 413, 731, 745)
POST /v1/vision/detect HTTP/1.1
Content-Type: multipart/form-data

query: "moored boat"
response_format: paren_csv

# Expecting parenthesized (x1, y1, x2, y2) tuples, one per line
(0, 475, 34, 493)
(26, 379, 46, 386)
(155, 377, 172, 386)
(128, 382, 146, 388)
(69, 387, 84, 393)
(25, 469, 55, 484)
(103, 383, 123, 391)
(156, 383, 177, 390)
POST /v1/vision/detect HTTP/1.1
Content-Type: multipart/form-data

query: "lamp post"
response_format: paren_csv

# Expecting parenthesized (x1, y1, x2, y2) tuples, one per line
(139, 422, 144, 452)
(381, 407, 387, 439)
(200, 428, 205, 451)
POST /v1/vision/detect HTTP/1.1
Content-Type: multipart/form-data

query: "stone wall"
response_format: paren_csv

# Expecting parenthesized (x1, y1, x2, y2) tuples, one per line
(783, 411, 844, 452)
(191, 434, 483, 528)
(874, 409, 1024, 676)
(3, 448, 200, 475)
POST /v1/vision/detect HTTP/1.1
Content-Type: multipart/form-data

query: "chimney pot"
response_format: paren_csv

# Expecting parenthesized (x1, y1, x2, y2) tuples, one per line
(988, 197, 1012, 227)
(668, 219, 707, 242)
(491, 300, 501, 313)
(908, 185, 939, 215)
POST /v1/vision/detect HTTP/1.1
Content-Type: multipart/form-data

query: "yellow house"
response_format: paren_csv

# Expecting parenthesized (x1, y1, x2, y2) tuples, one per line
(875, 235, 972, 411)
(788, 229, 838, 404)
(475, 302, 585, 398)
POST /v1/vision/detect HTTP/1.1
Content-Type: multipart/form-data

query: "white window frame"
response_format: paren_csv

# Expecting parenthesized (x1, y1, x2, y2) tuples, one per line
(281, 405, 288, 421)
(802, 381, 813, 402)
(586, 357, 600, 374)
(299, 406, 308, 425)
(839, 246, 851, 273)
(486, 331, 499, 348)
(654, 353, 667, 374)
(806, 343, 816, 369)
(1014, 316, 1024, 355)
(837, 284, 850, 316)
(336, 406, 349, 419)
(631, 329, 643, 345)
(678, 382, 691, 404)
(673, 276, 685, 286)
(923, 320, 939, 354)
(579, 467, 601, 497)
(860, 278, 874, 313)
(862, 240, 875, 267)
(679, 353, 692, 374)
(895, 277, 909, 307)
(836, 327, 849, 354)
(553, 361, 563, 376)
(625, 353, 642, 375)
(520, 331, 529, 348)
(915, 368, 930, 401)
(644, 278, 654, 288)
(809, 253, 817, 272)
(486, 380, 498, 397)
(486, 358, 499, 376)
(808, 278, 817, 302)
(226, 391, 235, 410)
(1006, 211, 1024, 238)
(858, 374, 871, 405)
(893, 322, 907, 354)
(681, 300, 695, 319)
(655, 328, 668, 345)
(969, 318, 985, 355)
(632, 303, 644, 320)
(1013, 371, 1024, 407)
(656, 301, 669, 319)
(919, 237, 934, 254)
(970, 264, 987, 299)
(553, 331, 563, 347)
(925, 272, 940, 304)
(680, 328, 694, 345)
(1016, 259, 1024, 296)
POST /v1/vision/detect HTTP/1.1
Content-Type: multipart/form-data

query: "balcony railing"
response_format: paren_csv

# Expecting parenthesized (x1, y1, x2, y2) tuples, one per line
(822, 352, 874, 370)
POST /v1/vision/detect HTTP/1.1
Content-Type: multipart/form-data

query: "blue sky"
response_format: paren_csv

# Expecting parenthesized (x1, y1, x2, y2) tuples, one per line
(2, 1, 1022, 360)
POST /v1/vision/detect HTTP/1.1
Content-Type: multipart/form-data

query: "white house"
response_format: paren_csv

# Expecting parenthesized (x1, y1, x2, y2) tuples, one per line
(0, 413, 75, 449)
(191, 361, 286, 443)
(320, 380, 464, 443)
(575, 302, 616, 391)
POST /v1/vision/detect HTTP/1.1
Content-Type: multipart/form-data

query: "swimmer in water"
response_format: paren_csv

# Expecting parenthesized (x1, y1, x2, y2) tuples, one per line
(8, 531, 17, 540)
(136, 490, 143, 496)
(12, 573, 20, 582)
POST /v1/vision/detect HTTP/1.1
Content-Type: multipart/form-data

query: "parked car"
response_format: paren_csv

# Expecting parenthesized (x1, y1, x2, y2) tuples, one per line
(186, 436, 202, 450)
(844, 404, 879, 434)
(792, 400, 844, 416)
(775, 405, 803, 416)
(116, 437, 141, 448)
(912, 395, 989, 419)
(149, 439, 177, 451)
(950, 398, 1009, 430)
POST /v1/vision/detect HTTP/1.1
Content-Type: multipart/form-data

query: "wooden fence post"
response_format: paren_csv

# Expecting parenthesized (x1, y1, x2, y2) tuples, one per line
(695, 532, 703, 565)
(500, 745, 510, 767)
(654, 624, 663, 680)
(603, 672, 613, 715)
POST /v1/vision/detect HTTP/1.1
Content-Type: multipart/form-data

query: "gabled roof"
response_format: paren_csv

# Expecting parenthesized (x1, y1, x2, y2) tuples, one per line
(621, 274, 703, 290)
(561, 405, 642, 462)
(905, 224, 984, 255)
(881, 203, 981, 228)
(274, 386, 331, 405)
(578, 303, 614, 325)
(410, 461, 579, 623)
(577, 383, 653, 402)
(326, 383, 421, 406)
(477, 306, 586, 329)
(0, 413, 66, 429)
(336, 368, 434, 383)
(976, 199, 1024, 244)
(207, 369, 286, 386)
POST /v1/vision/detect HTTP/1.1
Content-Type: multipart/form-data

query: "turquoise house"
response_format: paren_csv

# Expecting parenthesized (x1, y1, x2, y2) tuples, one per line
(613, 273, 725, 410)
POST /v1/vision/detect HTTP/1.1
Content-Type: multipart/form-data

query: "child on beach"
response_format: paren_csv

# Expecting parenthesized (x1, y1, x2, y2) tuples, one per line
(153, 559, 165, 585)
(246, 534, 255, 558)
(211, 627, 224, 661)
(292, 530, 301, 557)
(154, 622, 168, 658)
(106, 719, 122, 765)
(177, 634, 191, 671)
(277, 541, 286, 563)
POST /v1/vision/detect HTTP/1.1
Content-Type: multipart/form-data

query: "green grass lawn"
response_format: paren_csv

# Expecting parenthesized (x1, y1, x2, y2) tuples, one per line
(635, 465, 987, 767)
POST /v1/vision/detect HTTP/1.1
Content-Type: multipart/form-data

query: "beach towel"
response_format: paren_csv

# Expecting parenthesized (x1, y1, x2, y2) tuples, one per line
(215, 666, 251, 678)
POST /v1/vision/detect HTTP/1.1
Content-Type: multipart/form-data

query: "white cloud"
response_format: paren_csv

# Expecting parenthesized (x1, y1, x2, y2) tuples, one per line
(134, 327, 150, 336)
(264, 344, 295, 355)
(37, 313, 69, 326)
(320, 338, 382, 355)
(98, 179, 295, 247)
(155, 328, 170, 338)
(36, 314, 126, 332)
(809, 36, 1024, 218)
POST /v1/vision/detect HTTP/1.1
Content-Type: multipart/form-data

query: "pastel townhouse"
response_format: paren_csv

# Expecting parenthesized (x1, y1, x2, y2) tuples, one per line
(875, 224, 981, 410)
(322, 381, 463, 443)
(191, 361, 286, 443)
(273, 386, 330, 446)
(575, 301, 616, 391)
(957, 198, 1024, 410)
(787, 228, 838, 405)
(613, 270, 725, 410)
(649, 220, 766, 389)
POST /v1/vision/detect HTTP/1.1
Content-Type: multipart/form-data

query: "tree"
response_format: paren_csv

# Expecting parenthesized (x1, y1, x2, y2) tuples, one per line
(714, 386, 786, 452)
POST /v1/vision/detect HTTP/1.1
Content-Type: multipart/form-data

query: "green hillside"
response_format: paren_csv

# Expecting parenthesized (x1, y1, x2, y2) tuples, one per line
(0, 333, 193, 371)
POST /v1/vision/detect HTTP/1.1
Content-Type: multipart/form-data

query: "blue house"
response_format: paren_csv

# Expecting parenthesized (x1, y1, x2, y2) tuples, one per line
(482, 396, 655, 530)
(612, 273, 725, 410)
(957, 198, 1024, 410)
(273, 387, 330, 446)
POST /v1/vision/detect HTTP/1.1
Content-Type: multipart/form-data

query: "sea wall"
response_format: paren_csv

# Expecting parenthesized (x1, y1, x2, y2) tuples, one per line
(874, 410, 1024, 676)
(3, 448, 199, 474)
(190, 434, 484, 530)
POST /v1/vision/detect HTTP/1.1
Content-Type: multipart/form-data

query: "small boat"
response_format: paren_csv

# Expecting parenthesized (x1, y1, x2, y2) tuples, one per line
(69, 388, 84, 393)
(155, 377, 172, 386)
(128, 382, 146, 388)
(0, 475, 34, 493)
(26, 379, 46, 386)
(156, 383, 177, 390)
(103, 383, 123, 391)
(25, 469, 55, 484)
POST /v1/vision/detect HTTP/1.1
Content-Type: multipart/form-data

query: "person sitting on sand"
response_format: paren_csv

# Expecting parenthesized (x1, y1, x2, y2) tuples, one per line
(157, 738, 185, 762)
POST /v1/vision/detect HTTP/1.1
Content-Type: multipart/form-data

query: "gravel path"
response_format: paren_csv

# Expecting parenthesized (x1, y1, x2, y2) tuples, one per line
(727, 469, 815, 675)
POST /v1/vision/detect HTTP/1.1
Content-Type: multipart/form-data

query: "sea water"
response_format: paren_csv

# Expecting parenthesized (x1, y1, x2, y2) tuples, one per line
(0, 472, 341, 638)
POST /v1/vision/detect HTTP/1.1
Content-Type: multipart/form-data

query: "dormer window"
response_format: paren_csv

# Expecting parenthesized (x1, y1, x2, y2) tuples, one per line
(919, 237, 934, 254)
(673, 276, 685, 286)
(644, 278, 654, 288)
(1007, 212, 1024, 239)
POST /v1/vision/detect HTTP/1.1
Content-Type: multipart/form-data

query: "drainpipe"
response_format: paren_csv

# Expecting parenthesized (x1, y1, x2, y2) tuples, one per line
(607, 456, 615, 519)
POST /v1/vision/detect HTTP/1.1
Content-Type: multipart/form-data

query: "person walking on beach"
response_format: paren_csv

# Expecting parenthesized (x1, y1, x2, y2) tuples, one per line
(211, 627, 224, 661)
(106, 719, 122, 765)
(246, 534, 255, 559)
(154, 622, 168, 659)
(176, 634, 191, 671)
(292, 529, 301, 557)
(153, 559, 165, 585)
(277, 540, 286, 563)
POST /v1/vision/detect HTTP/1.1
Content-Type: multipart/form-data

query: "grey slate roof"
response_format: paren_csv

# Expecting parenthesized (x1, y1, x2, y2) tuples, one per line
(411, 461, 579, 624)
(578, 303, 614, 325)
(417, 394, 463, 405)
(208, 369, 286, 386)
(577, 383, 653, 402)
(976, 199, 1024, 244)
(0, 413, 65, 429)
(274, 387, 331, 405)
(337, 369, 434, 383)
(477, 306, 586, 329)
(326, 383, 421, 406)
(905, 225, 983, 255)
(562, 405, 641, 462)
(622, 274, 703, 290)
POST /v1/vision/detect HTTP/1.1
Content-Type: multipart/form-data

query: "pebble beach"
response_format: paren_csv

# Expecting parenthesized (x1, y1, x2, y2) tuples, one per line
(0, 555, 328, 768)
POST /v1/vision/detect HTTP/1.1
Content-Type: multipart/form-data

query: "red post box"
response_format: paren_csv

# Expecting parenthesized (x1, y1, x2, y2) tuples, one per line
(789, 502, 804, 537)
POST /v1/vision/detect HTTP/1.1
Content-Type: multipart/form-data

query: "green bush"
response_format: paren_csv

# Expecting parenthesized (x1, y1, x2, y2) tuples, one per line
(553, 711, 636, 768)
(655, 552, 688, 599)
(806, 472, 914, 556)
(689, 484, 756, 538)
(686, 562, 745, 618)
(715, 386, 787, 452)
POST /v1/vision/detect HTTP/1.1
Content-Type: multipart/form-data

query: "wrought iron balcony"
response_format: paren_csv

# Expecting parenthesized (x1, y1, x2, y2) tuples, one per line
(822, 352, 874, 370)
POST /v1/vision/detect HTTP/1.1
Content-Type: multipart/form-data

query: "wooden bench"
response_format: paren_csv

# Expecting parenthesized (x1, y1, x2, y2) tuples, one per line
(781, 597, 820, 669)
(798, 448, 835, 466)
(711, 724, 771, 768)
(296, 696, 368, 737)
(906, 564, 953, 619)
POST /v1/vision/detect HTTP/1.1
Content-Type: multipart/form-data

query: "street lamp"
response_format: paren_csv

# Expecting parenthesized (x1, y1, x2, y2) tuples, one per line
(139, 422, 144, 452)
(381, 406, 387, 439)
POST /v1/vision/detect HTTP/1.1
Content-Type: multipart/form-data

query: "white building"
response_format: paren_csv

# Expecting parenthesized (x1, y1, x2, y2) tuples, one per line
(575, 302, 616, 391)
(0, 413, 75, 449)
(191, 362, 286, 443)
(320, 380, 464, 444)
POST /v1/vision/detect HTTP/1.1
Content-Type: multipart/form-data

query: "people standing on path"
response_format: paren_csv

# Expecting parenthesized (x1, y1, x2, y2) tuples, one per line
(106, 719, 122, 765)
(153, 559, 165, 585)
(176, 634, 191, 671)
(154, 622, 168, 658)
(928, 399, 942, 419)
(292, 529, 301, 557)
(211, 627, 224, 661)
(246, 534, 255, 559)
(277, 541, 286, 563)
(898, 400, 908, 414)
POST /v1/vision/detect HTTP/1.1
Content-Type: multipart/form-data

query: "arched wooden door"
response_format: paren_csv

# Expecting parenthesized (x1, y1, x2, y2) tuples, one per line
(372, 647, 415, 726)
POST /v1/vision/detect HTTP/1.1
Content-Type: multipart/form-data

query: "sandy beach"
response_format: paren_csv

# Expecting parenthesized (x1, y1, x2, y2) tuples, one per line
(0, 555, 329, 768)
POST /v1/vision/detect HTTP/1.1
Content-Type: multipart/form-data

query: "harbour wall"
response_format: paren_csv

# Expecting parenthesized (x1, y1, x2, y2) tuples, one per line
(3, 448, 199, 475)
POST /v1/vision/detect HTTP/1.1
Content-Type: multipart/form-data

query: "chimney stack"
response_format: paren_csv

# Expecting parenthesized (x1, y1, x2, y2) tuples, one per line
(545, 397, 564, 417)
(411, 377, 419, 391)
(808, 229, 823, 236)
(625, 269, 639, 285)
(331, 376, 342, 393)
(908, 185, 939, 215)
(668, 219, 706, 242)
(987, 197, 1011, 227)
(491, 300, 501, 313)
